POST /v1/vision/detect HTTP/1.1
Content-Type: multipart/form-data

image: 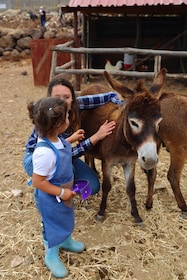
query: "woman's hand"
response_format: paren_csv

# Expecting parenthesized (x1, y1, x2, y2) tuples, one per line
(66, 129, 85, 143)
(90, 120, 116, 145)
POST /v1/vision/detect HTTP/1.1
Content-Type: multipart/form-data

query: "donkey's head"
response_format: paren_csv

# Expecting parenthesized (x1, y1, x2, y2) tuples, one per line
(104, 69, 167, 170)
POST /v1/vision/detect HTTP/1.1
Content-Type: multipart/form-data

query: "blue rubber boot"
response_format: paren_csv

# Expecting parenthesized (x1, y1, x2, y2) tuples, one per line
(60, 235, 85, 253)
(44, 240, 68, 278)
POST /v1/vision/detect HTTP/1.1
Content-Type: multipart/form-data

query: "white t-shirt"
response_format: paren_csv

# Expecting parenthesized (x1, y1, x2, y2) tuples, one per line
(33, 137, 64, 180)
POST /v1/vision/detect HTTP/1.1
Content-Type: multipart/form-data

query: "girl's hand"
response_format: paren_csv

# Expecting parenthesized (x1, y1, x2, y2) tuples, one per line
(32, 174, 77, 200)
(66, 129, 85, 143)
(61, 188, 76, 200)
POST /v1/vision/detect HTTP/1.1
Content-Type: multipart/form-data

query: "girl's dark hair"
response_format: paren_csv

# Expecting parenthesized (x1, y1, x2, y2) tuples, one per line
(27, 97, 68, 137)
(47, 76, 80, 134)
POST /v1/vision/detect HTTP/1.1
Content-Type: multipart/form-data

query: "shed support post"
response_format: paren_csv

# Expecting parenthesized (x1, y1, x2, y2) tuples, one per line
(50, 50, 57, 81)
(73, 11, 81, 91)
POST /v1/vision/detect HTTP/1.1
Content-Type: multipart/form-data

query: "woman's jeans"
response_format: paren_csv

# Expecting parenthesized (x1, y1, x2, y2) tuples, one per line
(73, 158, 100, 195)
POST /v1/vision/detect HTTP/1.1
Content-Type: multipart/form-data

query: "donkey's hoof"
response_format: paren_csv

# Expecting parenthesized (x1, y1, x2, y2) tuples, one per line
(133, 216, 144, 226)
(135, 221, 144, 227)
(181, 211, 187, 219)
(96, 214, 105, 222)
(145, 202, 153, 210)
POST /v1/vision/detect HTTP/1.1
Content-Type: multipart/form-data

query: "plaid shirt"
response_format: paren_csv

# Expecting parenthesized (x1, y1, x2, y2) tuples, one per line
(77, 92, 123, 109)
(25, 92, 122, 158)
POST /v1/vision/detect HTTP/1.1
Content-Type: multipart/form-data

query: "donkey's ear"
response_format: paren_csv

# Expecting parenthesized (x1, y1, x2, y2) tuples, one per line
(104, 71, 134, 99)
(149, 68, 167, 98)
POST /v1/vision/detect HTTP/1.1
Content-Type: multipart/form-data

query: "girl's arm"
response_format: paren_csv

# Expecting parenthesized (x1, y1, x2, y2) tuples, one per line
(66, 129, 85, 143)
(77, 92, 123, 110)
(32, 173, 76, 200)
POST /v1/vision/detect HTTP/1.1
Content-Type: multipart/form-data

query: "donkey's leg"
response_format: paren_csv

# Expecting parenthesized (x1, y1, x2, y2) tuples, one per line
(167, 150, 187, 216)
(144, 141, 161, 210)
(124, 162, 143, 224)
(144, 167, 157, 210)
(97, 161, 112, 221)
(84, 154, 99, 175)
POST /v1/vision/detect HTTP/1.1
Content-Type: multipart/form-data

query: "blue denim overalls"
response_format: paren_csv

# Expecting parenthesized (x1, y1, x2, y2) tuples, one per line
(34, 137, 74, 248)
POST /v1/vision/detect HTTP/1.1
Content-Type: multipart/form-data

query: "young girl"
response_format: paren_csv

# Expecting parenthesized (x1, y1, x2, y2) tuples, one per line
(28, 97, 115, 278)
(23, 76, 122, 194)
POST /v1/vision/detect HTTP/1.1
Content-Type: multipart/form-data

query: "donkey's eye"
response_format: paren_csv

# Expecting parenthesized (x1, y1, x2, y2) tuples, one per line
(130, 120, 139, 128)
(128, 118, 143, 133)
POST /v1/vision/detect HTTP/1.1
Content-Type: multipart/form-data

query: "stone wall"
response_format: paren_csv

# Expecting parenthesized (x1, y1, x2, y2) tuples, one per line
(0, 9, 74, 60)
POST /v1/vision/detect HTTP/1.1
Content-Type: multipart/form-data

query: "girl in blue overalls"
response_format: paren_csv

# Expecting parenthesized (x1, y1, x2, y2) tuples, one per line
(27, 96, 115, 278)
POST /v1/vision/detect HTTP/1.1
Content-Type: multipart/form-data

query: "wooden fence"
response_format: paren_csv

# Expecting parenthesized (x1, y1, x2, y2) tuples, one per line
(50, 41, 187, 90)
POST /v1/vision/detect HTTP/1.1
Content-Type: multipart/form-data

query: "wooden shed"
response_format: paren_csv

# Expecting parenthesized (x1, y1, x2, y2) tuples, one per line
(60, 0, 187, 73)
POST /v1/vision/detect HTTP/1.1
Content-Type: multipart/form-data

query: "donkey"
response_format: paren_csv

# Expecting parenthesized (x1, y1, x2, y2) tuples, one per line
(80, 69, 166, 223)
(103, 72, 187, 218)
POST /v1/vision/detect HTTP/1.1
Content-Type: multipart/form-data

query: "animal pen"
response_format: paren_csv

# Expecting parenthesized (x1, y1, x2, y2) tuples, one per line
(50, 42, 187, 91)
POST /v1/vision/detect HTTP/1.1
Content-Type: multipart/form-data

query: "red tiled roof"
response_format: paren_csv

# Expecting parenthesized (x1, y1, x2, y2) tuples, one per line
(69, 0, 187, 7)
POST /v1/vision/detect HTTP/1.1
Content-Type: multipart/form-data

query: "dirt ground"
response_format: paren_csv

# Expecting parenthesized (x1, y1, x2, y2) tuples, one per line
(1, 58, 187, 280)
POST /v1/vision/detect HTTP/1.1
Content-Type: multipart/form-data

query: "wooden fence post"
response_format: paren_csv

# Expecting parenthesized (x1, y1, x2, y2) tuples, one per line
(154, 55, 161, 76)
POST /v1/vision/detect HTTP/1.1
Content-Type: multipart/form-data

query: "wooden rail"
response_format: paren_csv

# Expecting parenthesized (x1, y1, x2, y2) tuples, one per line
(50, 43, 187, 90)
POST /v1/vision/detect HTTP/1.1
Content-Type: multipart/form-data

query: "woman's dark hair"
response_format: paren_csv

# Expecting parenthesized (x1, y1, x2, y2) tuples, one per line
(27, 97, 68, 137)
(47, 76, 80, 134)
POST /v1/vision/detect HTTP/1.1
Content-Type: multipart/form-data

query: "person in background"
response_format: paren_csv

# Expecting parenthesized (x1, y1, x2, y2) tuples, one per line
(23, 76, 122, 194)
(39, 6, 46, 27)
(27, 96, 116, 278)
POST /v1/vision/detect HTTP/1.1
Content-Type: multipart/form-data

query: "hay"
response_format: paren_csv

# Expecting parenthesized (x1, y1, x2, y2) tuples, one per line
(1, 59, 187, 279)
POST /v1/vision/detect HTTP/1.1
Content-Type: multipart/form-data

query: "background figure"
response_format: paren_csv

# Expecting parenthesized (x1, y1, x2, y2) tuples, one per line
(39, 6, 46, 27)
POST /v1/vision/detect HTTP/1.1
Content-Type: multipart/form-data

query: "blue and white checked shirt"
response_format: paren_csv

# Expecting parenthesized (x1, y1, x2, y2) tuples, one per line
(77, 92, 123, 109)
